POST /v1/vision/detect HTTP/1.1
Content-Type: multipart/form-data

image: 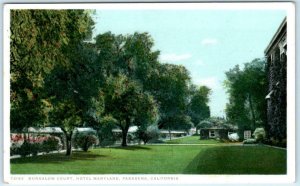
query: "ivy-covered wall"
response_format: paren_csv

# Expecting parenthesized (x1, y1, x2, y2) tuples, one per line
(265, 19, 287, 142)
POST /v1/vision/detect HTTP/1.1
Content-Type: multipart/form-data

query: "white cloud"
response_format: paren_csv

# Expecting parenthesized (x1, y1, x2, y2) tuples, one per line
(201, 38, 218, 46)
(194, 77, 220, 90)
(159, 53, 192, 62)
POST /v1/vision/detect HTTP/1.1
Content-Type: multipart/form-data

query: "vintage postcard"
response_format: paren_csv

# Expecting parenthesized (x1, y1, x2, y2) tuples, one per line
(2, 2, 295, 184)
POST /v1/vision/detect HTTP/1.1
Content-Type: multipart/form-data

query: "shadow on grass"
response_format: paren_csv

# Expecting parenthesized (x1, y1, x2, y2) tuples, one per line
(11, 151, 107, 164)
(183, 146, 286, 174)
(113, 145, 151, 151)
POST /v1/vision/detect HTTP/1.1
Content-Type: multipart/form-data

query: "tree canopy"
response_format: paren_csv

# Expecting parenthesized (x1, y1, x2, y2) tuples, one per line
(188, 85, 211, 125)
(10, 10, 212, 151)
(224, 58, 267, 139)
(10, 9, 95, 155)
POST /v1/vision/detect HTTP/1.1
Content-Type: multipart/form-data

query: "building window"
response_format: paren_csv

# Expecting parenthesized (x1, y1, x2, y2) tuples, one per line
(209, 130, 215, 138)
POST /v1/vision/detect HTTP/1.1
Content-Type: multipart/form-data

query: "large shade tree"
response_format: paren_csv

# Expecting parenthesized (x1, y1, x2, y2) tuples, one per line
(188, 85, 211, 125)
(94, 32, 161, 146)
(224, 58, 267, 139)
(45, 43, 100, 155)
(103, 75, 158, 146)
(148, 64, 192, 138)
(10, 9, 95, 155)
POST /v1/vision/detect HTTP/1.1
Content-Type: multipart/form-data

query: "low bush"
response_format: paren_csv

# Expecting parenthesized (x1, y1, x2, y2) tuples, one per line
(74, 133, 98, 152)
(135, 125, 160, 144)
(10, 143, 22, 156)
(30, 143, 41, 156)
(18, 141, 42, 157)
(41, 136, 61, 153)
(10, 135, 62, 157)
(127, 133, 135, 144)
(253, 128, 266, 142)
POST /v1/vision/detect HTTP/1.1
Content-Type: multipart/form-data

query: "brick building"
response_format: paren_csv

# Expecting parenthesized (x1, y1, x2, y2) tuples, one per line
(264, 17, 287, 142)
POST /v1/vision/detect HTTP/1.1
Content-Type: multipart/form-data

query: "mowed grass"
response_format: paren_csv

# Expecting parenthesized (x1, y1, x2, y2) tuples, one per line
(11, 145, 286, 174)
(165, 136, 221, 144)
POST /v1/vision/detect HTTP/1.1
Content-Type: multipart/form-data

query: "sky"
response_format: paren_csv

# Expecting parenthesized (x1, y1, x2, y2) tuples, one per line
(92, 9, 286, 117)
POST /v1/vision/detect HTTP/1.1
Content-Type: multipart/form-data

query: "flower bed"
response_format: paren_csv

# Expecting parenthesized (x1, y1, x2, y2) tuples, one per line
(10, 134, 62, 157)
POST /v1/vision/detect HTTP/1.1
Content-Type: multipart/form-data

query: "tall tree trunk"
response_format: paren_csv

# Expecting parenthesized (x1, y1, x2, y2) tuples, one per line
(66, 137, 72, 156)
(248, 94, 256, 130)
(168, 125, 171, 140)
(61, 128, 73, 156)
(121, 130, 127, 147)
(121, 119, 130, 147)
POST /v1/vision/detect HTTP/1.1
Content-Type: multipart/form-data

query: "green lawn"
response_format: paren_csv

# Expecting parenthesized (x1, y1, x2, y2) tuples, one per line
(11, 145, 286, 174)
(165, 136, 221, 144)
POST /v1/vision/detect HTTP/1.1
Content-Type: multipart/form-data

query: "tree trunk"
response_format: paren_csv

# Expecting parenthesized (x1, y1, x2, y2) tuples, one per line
(168, 126, 171, 140)
(248, 94, 256, 130)
(143, 139, 148, 145)
(121, 120, 130, 147)
(66, 138, 72, 156)
(62, 128, 73, 156)
(121, 129, 128, 147)
(83, 138, 88, 152)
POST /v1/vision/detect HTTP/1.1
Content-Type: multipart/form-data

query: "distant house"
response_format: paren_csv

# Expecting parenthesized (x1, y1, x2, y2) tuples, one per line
(198, 124, 238, 140)
(159, 130, 187, 139)
(10, 127, 64, 139)
(27, 127, 63, 134)
(11, 127, 96, 142)
(74, 127, 97, 134)
(112, 126, 139, 143)
(112, 126, 138, 134)
(111, 126, 189, 141)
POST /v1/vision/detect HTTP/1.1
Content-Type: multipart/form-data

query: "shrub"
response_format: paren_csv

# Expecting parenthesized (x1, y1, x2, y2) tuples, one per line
(253, 128, 266, 142)
(41, 136, 61, 153)
(136, 125, 160, 144)
(74, 133, 98, 152)
(10, 135, 63, 156)
(18, 140, 41, 157)
(18, 141, 31, 157)
(127, 133, 135, 144)
(10, 142, 22, 156)
(30, 143, 41, 156)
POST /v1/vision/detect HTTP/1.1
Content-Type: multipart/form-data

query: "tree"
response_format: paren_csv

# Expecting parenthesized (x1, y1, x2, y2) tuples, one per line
(10, 10, 94, 133)
(103, 75, 158, 146)
(188, 86, 211, 125)
(224, 58, 267, 139)
(95, 32, 161, 146)
(45, 42, 100, 155)
(94, 32, 160, 82)
(149, 64, 191, 138)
